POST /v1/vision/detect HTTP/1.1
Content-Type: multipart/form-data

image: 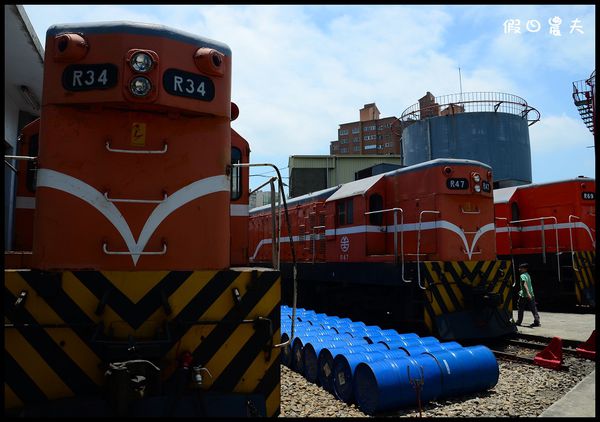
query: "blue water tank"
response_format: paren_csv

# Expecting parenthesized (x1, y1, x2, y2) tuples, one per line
(402, 112, 532, 186)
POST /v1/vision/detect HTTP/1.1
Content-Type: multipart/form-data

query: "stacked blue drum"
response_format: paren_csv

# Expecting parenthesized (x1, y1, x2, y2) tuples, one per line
(281, 306, 499, 416)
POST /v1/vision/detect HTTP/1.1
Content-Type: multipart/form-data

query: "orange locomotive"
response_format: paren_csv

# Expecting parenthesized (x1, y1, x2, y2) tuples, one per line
(249, 158, 516, 340)
(494, 178, 596, 311)
(5, 22, 281, 417)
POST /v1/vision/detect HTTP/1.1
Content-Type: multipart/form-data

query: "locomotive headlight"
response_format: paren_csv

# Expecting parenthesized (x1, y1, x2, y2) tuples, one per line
(130, 76, 152, 97)
(131, 52, 154, 72)
(474, 184, 481, 193)
(472, 172, 481, 183)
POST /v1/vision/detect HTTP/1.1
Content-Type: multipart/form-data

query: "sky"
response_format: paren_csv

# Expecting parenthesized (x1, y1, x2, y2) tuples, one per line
(22, 4, 596, 193)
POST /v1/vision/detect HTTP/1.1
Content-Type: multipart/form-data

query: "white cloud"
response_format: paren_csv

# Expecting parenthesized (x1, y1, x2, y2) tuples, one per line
(529, 113, 594, 153)
(21, 5, 595, 190)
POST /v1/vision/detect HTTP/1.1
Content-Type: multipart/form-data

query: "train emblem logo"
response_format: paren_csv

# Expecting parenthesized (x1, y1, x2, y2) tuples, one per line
(340, 236, 350, 253)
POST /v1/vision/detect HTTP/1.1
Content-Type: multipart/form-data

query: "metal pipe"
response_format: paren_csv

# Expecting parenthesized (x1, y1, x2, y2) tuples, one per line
(417, 210, 440, 289)
(234, 163, 296, 349)
(495, 216, 516, 285)
(103, 192, 167, 204)
(509, 216, 560, 281)
(364, 207, 409, 283)
(270, 179, 277, 269)
(568, 215, 581, 271)
(105, 141, 167, 154)
(4, 155, 36, 161)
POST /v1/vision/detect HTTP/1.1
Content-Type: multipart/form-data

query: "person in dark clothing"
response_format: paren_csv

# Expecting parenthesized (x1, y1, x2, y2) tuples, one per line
(515, 263, 541, 327)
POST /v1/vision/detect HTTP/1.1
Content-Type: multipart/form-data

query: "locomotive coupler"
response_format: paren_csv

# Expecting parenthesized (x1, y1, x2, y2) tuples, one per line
(104, 359, 161, 416)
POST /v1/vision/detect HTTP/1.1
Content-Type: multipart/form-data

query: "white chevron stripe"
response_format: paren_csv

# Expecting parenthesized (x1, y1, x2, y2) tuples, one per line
(250, 220, 496, 261)
(36, 169, 229, 265)
(495, 222, 595, 245)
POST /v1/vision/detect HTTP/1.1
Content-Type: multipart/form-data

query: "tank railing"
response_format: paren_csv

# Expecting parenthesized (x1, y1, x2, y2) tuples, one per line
(495, 217, 516, 285)
(105, 141, 168, 154)
(102, 242, 167, 255)
(417, 210, 440, 290)
(509, 216, 561, 282)
(4, 154, 36, 173)
(400, 91, 540, 126)
(103, 192, 168, 204)
(364, 207, 410, 283)
(311, 225, 326, 263)
(568, 215, 581, 271)
(234, 162, 295, 350)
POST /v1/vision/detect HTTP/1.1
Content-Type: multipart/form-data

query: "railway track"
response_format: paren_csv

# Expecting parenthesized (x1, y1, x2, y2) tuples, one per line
(488, 332, 593, 370)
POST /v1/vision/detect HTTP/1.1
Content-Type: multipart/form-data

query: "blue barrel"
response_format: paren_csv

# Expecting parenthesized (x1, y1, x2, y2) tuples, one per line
(426, 345, 498, 398)
(353, 353, 443, 415)
(317, 343, 382, 392)
(439, 341, 463, 350)
(293, 334, 365, 374)
(280, 332, 293, 367)
(400, 339, 455, 356)
(333, 349, 410, 403)
(364, 333, 403, 345)
(303, 340, 352, 384)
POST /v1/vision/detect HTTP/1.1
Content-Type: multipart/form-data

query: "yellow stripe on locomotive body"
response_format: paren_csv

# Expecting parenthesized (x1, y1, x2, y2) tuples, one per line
(573, 250, 596, 307)
(4, 268, 281, 417)
(422, 259, 514, 339)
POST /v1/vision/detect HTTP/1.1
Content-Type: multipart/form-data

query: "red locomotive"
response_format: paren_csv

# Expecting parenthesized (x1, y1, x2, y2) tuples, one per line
(4, 21, 280, 417)
(494, 178, 596, 310)
(249, 158, 516, 340)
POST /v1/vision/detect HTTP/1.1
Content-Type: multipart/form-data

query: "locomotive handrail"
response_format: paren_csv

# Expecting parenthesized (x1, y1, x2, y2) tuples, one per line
(4, 155, 37, 161)
(364, 207, 410, 283)
(509, 216, 560, 282)
(568, 215, 581, 271)
(102, 242, 167, 255)
(105, 141, 168, 154)
(311, 225, 326, 263)
(417, 210, 441, 290)
(103, 192, 168, 204)
(234, 162, 296, 349)
(460, 207, 480, 214)
(4, 154, 37, 173)
(495, 217, 516, 285)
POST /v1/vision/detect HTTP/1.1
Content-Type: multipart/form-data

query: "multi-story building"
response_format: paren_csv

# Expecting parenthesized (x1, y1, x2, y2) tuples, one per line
(330, 103, 402, 156)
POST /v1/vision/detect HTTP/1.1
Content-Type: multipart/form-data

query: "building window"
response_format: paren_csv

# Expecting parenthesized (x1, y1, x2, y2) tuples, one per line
(353, 145, 360, 152)
(340, 137, 348, 144)
(364, 125, 376, 131)
(364, 144, 377, 150)
(353, 137, 360, 143)
(364, 135, 376, 141)
(337, 198, 354, 225)
(339, 128, 349, 135)
(351, 127, 360, 134)
(340, 147, 348, 153)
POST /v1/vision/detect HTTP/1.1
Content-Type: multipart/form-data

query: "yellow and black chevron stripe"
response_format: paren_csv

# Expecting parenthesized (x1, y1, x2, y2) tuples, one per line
(572, 251, 596, 307)
(4, 268, 281, 417)
(421, 260, 514, 335)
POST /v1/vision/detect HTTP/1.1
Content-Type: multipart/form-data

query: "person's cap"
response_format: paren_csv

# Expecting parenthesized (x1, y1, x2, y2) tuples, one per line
(518, 263, 529, 269)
